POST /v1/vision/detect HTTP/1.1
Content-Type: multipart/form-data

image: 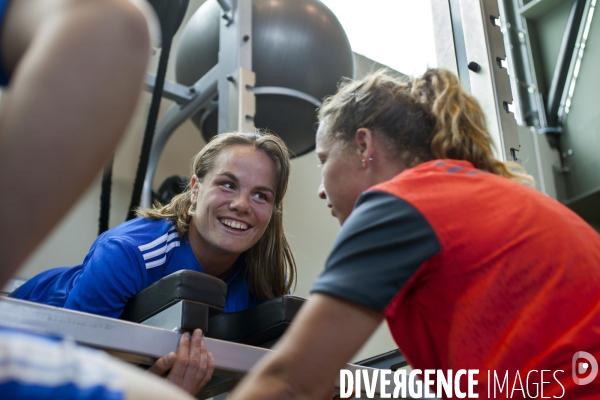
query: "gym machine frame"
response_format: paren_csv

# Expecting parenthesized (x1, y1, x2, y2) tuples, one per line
(0, 297, 407, 399)
(431, 0, 521, 162)
(140, 0, 321, 208)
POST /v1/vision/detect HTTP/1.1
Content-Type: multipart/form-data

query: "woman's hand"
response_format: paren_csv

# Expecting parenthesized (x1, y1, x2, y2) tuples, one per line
(148, 329, 215, 395)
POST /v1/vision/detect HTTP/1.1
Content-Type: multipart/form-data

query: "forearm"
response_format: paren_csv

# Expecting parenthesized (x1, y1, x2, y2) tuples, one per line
(230, 294, 383, 400)
(231, 354, 329, 400)
(0, 0, 151, 285)
(231, 371, 305, 400)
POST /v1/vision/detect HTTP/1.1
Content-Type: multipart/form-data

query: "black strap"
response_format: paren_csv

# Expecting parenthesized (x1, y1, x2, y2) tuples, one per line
(98, 154, 114, 235)
(126, 0, 189, 221)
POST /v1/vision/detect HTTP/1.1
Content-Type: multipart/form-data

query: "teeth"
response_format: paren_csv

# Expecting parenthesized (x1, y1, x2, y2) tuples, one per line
(220, 218, 248, 230)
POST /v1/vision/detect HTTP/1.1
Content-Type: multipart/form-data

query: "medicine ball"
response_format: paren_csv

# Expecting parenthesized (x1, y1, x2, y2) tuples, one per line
(175, 0, 354, 156)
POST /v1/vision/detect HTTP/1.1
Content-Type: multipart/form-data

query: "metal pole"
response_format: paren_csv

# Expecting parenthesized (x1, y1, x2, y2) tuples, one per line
(216, 0, 232, 12)
(217, 0, 255, 134)
(140, 66, 220, 208)
(460, 0, 521, 161)
(546, 0, 586, 127)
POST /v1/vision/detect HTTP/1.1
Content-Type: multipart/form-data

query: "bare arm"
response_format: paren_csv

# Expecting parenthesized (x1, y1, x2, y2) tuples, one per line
(229, 293, 384, 400)
(0, 0, 154, 286)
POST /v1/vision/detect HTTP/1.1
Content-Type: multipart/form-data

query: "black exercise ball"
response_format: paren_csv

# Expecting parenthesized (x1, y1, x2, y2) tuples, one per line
(175, 0, 354, 157)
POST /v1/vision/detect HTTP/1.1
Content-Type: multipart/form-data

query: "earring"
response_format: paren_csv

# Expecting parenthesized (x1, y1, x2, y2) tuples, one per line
(361, 157, 374, 168)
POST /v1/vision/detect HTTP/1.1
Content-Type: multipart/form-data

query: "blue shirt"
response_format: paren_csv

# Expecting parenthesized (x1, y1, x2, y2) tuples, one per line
(12, 218, 262, 318)
(0, 325, 123, 400)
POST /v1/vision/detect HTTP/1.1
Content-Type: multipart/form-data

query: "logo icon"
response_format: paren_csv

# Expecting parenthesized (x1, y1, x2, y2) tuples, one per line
(572, 351, 598, 385)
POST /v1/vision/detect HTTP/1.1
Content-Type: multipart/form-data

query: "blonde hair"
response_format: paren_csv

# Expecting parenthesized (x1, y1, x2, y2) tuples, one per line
(318, 68, 533, 185)
(137, 130, 296, 299)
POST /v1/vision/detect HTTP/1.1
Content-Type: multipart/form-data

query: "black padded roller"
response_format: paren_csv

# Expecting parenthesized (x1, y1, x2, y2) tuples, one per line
(120, 270, 227, 322)
(206, 295, 306, 346)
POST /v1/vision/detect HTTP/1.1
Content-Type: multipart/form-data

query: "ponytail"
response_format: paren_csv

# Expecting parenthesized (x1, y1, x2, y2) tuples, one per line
(319, 68, 534, 186)
(412, 69, 533, 186)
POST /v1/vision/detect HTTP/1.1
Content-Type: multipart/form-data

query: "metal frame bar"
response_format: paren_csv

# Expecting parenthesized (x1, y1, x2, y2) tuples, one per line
(253, 87, 322, 108)
(431, 0, 521, 161)
(226, 67, 257, 132)
(0, 297, 180, 365)
(216, 0, 232, 13)
(463, 0, 520, 160)
(145, 73, 196, 105)
(520, 0, 566, 19)
(217, 0, 255, 133)
(501, 0, 547, 128)
(449, 0, 473, 90)
(546, 0, 587, 127)
(140, 65, 219, 207)
(0, 297, 388, 394)
(557, 0, 596, 120)
(431, 0, 460, 78)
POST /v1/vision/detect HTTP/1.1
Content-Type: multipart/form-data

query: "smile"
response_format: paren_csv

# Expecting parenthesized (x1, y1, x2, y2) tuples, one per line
(219, 218, 249, 231)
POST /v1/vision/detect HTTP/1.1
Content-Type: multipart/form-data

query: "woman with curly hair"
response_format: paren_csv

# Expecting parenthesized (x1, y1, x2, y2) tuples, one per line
(230, 69, 600, 399)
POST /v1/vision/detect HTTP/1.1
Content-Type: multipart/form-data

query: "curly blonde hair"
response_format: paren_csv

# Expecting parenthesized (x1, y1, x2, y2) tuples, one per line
(318, 68, 533, 186)
(137, 130, 296, 300)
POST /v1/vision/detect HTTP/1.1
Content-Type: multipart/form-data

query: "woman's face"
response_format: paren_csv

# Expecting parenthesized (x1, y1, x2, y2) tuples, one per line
(316, 121, 370, 225)
(189, 145, 276, 259)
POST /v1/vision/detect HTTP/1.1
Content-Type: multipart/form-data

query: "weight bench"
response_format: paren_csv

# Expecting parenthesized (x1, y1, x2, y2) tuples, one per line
(119, 270, 306, 398)
(120, 270, 227, 333)
(0, 273, 392, 400)
(120, 270, 305, 345)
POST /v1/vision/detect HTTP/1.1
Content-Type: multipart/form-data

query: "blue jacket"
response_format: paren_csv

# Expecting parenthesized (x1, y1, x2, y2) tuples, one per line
(12, 218, 262, 317)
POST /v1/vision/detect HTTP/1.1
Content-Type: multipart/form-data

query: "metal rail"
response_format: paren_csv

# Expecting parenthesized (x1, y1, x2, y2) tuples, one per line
(0, 297, 386, 392)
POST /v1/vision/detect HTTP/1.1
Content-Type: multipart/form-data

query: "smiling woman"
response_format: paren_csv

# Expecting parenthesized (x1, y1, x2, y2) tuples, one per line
(188, 146, 276, 277)
(10, 130, 296, 396)
(139, 131, 295, 300)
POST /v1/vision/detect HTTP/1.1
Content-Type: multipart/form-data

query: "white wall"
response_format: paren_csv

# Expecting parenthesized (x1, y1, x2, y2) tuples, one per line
(13, 0, 397, 362)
